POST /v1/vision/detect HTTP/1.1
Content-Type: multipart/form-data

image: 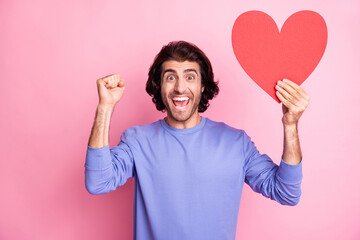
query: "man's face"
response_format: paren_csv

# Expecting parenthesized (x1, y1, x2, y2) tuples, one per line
(161, 60, 204, 124)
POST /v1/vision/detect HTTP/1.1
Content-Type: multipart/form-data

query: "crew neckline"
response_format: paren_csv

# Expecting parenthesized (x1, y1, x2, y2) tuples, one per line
(160, 116, 207, 134)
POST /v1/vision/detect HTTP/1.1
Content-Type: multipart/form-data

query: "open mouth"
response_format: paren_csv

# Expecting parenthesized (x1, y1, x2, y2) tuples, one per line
(172, 96, 190, 111)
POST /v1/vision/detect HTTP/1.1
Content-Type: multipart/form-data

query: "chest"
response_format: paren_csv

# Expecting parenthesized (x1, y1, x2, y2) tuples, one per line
(133, 133, 245, 192)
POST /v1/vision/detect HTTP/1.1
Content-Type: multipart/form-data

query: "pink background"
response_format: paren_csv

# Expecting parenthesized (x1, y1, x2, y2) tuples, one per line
(1, 0, 359, 239)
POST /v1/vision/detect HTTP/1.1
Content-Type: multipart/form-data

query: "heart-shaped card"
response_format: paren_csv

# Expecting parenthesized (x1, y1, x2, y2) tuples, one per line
(231, 10, 327, 102)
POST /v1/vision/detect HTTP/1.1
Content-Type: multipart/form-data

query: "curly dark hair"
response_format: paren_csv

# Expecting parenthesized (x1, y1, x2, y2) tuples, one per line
(146, 41, 219, 113)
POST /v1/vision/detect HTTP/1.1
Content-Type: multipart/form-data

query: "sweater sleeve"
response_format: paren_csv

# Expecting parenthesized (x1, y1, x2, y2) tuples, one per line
(242, 130, 303, 206)
(84, 129, 135, 195)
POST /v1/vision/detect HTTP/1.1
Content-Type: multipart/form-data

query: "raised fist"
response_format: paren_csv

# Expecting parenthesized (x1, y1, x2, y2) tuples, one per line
(96, 74, 125, 106)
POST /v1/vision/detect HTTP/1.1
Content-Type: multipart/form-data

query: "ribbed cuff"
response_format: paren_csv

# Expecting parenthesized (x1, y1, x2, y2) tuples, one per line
(85, 145, 112, 170)
(277, 158, 303, 183)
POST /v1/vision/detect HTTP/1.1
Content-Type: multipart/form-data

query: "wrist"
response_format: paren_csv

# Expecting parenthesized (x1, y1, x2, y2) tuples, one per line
(283, 123, 298, 130)
(97, 103, 115, 111)
(282, 119, 298, 129)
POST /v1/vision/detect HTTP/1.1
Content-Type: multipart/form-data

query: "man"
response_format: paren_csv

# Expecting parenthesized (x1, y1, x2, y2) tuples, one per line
(85, 41, 309, 240)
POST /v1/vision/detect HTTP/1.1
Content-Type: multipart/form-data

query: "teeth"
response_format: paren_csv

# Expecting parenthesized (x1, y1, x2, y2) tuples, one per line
(172, 97, 189, 101)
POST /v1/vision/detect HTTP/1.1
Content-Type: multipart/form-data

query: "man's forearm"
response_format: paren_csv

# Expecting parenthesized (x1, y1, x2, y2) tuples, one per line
(282, 124, 302, 165)
(88, 104, 114, 148)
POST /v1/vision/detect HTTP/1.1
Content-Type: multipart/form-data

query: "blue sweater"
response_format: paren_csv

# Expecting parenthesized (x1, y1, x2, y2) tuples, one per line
(85, 117, 302, 240)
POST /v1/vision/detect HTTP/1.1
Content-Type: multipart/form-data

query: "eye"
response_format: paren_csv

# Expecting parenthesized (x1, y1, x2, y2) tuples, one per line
(186, 75, 195, 80)
(166, 75, 176, 81)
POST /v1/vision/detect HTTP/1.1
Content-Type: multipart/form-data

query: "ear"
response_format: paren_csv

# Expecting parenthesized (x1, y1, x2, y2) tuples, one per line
(201, 85, 205, 93)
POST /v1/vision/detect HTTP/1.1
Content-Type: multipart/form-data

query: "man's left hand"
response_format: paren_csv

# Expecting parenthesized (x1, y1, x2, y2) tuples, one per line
(275, 79, 310, 126)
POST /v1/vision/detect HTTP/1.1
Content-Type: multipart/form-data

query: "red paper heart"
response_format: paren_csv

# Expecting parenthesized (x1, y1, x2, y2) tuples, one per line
(231, 10, 327, 102)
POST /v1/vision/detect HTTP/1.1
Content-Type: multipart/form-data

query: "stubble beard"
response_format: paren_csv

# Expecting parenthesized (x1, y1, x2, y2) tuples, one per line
(162, 92, 202, 123)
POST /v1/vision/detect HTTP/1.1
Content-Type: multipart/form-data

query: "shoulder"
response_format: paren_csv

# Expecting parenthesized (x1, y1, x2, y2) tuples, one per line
(204, 118, 247, 140)
(118, 120, 162, 150)
(122, 120, 162, 139)
(205, 118, 244, 133)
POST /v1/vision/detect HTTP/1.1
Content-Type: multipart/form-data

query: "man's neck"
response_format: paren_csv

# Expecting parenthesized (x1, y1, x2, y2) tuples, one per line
(164, 113, 202, 129)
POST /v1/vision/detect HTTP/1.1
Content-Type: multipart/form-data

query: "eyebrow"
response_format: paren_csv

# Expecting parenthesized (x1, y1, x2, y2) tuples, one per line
(162, 68, 198, 76)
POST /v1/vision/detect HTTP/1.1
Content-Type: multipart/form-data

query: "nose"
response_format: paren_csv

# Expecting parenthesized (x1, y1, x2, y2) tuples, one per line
(174, 78, 186, 93)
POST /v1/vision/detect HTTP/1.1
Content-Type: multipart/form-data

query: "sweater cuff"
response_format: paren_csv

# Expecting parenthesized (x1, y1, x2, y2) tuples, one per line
(277, 158, 303, 183)
(85, 145, 112, 170)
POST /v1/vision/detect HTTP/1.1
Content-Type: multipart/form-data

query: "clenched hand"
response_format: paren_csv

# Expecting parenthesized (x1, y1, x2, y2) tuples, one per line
(275, 79, 310, 126)
(96, 74, 125, 106)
